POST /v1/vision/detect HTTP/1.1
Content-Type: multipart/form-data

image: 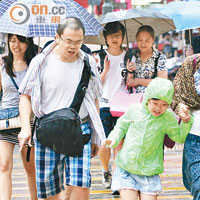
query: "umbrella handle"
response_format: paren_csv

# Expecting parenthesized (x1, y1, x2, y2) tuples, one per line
(124, 20, 129, 48)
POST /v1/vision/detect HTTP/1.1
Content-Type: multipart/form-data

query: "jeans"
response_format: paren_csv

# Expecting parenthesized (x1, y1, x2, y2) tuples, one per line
(182, 133, 200, 200)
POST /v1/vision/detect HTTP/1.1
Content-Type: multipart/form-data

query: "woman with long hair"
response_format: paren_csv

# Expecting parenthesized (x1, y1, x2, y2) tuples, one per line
(0, 34, 38, 200)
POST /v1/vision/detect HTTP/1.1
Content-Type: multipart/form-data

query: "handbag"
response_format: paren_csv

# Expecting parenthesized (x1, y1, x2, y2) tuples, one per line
(36, 54, 91, 156)
(110, 87, 143, 117)
(0, 76, 21, 133)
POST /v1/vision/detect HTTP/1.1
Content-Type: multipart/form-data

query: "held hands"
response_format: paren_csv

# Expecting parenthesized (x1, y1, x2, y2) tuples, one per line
(177, 103, 191, 123)
(104, 139, 115, 148)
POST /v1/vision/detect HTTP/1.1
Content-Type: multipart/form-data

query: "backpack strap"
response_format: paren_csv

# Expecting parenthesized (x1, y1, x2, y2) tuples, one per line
(153, 52, 161, 78)
(92, 49, 107, 73)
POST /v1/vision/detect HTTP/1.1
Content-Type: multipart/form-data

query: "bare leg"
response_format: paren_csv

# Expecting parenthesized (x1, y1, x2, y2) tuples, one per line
(21, 146, 38, 200)
(140, 193, 157, 200)
(42, 193, 60, 200)
(0, 141, 14, 200)
(98, 146, 111, 171)
(120, 189, 139, 200)
(113, 140, 123, 172)
(59, 185, 72, 200)
(69, 186, 89, 200)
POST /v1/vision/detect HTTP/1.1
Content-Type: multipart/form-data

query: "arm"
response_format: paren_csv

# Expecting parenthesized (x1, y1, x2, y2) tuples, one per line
(126, 55, 168, 87)
(126, 70, 167, 88)
(100, 55, 110, 83)
(106, 105, 132, 148)
(18, 94, 32, 151)
(166, 109, 193, 144)
(91, 98, 100, 158)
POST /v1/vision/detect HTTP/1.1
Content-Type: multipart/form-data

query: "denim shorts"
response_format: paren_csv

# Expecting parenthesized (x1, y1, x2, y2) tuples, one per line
(182, 133, 200, 200)
(112, 167, 162, 195)
(100, 107, 118, 137)
(35, 122, 92, 199)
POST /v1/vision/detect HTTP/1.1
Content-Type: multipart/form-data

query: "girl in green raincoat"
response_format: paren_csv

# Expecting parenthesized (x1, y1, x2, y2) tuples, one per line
(105, 77, 193, 200)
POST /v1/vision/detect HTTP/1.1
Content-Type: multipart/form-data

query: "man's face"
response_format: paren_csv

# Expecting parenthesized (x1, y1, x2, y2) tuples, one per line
(56, 27, 84, 61)
(147, 99, 169, 117)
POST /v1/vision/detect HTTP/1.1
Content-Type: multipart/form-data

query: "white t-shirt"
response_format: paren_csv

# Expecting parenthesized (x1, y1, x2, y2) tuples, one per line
(40, 53, 88, 118)
(190, 110, 200, 136)
(96, 50, 126, 108)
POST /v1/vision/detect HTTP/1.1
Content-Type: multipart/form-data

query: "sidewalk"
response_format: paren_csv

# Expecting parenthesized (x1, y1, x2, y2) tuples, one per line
(11, 144, 192, 199)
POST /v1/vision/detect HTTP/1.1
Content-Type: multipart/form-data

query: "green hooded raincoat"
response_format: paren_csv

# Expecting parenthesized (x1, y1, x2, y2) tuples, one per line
(108, 78, 193, 176)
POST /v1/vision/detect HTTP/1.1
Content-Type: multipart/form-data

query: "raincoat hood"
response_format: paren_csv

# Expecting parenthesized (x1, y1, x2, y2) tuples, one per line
(142, 77, 174, 107)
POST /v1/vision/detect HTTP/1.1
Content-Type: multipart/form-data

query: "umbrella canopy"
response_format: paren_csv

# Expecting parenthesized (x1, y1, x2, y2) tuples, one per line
(155, 1, 200, 31)
(0, 0, 103, 37)
(84, 9, 175, 45)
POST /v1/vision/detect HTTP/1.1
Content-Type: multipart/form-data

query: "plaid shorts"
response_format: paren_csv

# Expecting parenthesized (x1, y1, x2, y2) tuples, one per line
(35, 122, 92, 198)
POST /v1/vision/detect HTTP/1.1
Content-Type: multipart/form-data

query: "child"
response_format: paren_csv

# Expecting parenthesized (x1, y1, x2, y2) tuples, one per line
(105, 77, 193, 200)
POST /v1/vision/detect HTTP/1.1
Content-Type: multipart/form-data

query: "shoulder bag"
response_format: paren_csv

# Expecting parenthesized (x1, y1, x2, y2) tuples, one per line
(0, 76, 21, 134)
(36, 54, 91, 157)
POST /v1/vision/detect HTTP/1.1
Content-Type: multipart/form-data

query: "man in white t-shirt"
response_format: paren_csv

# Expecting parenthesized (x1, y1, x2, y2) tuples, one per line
(94, 21, 127, 191)
(18, 17, 105, 200)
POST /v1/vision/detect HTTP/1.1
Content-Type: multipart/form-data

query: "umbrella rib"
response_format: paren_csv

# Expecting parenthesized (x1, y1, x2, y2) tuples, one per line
(160, 18, 175, 28)
(131, 18, 143, 25)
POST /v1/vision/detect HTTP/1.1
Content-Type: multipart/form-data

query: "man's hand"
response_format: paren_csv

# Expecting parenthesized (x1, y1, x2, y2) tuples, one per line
(91, 143, 99, 158)
(178, 103, 191, 123)
(18, 128, 32, 152)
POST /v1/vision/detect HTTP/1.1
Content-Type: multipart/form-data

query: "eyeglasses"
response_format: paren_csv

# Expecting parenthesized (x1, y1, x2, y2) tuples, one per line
(60, 36, 83, 47)
(107, 33, 122, 39)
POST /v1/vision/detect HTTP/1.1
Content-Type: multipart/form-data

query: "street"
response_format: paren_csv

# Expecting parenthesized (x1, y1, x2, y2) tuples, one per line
(11, 144, 192, 200)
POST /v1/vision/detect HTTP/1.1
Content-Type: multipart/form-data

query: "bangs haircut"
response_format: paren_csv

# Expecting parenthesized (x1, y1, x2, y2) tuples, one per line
(4, 34, 37, 77)
(103, 21, 125, 40)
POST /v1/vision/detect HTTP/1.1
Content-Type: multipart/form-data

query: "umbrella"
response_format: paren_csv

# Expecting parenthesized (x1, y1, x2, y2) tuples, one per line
(0, 0, 103, 37)
(154, 1, 200, 31)
(84, 8, 175, 45)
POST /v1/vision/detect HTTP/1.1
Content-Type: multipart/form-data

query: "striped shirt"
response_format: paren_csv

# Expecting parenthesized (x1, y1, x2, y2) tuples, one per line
(18, 41, 105, 144)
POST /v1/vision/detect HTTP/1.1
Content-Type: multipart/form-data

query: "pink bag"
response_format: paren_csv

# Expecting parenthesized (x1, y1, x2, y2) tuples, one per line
(110, 88, 143, 117)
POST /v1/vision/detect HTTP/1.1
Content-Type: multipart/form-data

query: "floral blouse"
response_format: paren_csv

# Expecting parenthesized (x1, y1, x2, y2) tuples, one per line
(131, 47, 167, 93)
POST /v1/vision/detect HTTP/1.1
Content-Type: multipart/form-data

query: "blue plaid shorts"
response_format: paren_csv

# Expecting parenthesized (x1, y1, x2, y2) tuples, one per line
(35, 122, 92, 199)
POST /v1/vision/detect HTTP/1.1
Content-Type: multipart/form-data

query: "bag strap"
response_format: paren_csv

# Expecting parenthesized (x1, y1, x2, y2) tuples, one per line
(153, 52, 161, 78)
(69, 54, 91, 113)
(9, 75, 19, 90)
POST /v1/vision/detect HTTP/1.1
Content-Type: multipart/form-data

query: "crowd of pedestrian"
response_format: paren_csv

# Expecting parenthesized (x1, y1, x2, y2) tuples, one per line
(0, 16, 199, 200)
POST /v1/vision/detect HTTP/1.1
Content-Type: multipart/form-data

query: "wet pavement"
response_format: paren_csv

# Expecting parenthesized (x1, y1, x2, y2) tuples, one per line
(11, 144, 192, 199)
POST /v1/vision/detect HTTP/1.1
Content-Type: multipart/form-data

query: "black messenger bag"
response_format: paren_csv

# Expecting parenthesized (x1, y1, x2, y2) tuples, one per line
(36, 54, 91, 156)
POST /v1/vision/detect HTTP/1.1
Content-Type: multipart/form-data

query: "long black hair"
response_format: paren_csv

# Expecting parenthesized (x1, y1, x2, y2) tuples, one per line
(4, 34, 37, 77)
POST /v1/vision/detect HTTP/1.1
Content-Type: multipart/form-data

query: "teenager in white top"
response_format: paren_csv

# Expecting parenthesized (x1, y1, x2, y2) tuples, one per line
(94, 21, 127, 190)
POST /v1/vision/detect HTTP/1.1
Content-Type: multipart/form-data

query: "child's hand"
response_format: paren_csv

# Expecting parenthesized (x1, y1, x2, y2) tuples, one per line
(178, 103, 191, 123)
(104, 139, 115, 148)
